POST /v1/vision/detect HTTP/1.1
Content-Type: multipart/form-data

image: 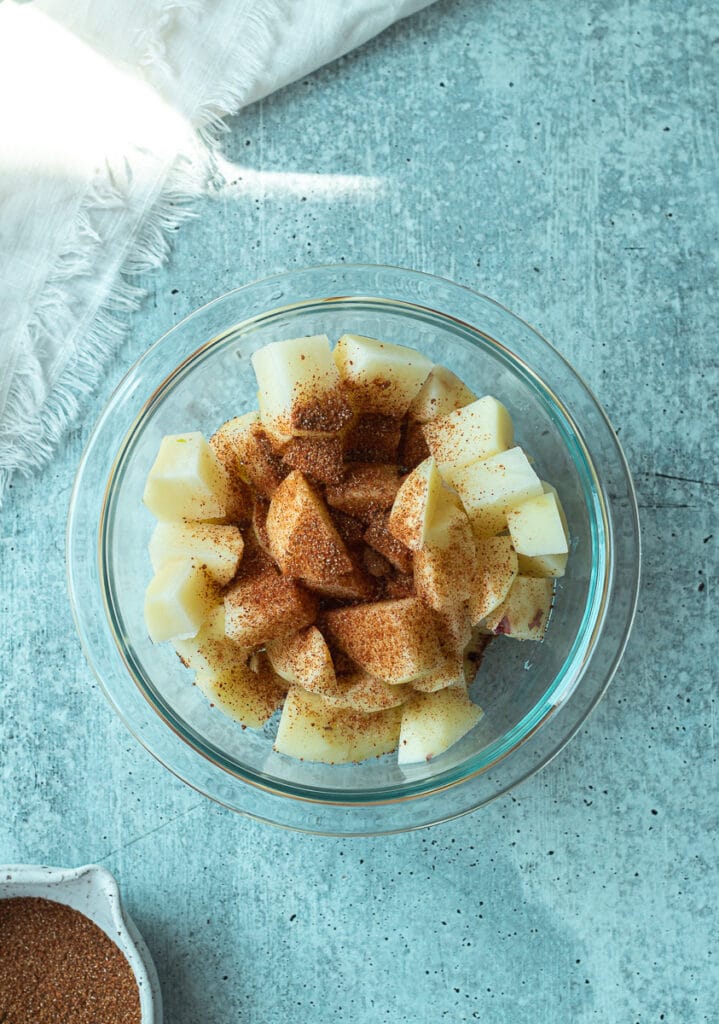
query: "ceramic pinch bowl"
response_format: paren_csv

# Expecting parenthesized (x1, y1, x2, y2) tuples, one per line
(0, 863, 162, 1023)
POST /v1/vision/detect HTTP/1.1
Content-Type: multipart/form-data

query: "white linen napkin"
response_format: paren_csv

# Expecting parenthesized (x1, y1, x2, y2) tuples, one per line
(0, 0, 433, 504)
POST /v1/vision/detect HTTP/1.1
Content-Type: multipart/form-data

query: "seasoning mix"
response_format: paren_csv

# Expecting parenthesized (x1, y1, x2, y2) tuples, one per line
(0, 896, 141, 1023)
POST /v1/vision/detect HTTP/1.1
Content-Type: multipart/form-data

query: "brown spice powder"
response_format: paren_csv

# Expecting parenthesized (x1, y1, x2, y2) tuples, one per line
(0, 897, 141, 1024)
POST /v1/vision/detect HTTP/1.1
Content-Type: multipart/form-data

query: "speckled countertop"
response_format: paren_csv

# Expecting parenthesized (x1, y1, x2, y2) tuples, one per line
(1, 1, 716, 1020)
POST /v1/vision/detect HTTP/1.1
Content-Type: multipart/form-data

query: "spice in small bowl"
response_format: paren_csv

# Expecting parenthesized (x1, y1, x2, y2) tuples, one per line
(0, 895, 141, 1023)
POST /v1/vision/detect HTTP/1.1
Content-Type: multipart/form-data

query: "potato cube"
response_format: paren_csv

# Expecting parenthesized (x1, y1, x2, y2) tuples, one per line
(483, 575, 553, 640)
(446, 446, 543, 537)
(320, 670, 411, 712)
(144, 560, 218, 643)
(195, 658, 286, 729)
(507, 490, 569, 556)
(211, 413, 287, 499)
(267, 470, 353, 586)
(469, 536, 519, 625)
(334, 334, 433, 417)
(274, 687, 402, 763)
(326, 464, 400, 520)
(343, 413, 402, 463)
(252, 335, 353, 437)
(143, 432, 230, 521)
(224, 567, 317, 647)
(266, 626, 336, 694)
(408, 365, 477, 422)
(517, 552, 569, 578)
(387, 457, 444, 550)
(398, 688, 483, 764)
(149, 522, 244, 585)
(324, 598, 442, 684)
(422, 395, 514, 471)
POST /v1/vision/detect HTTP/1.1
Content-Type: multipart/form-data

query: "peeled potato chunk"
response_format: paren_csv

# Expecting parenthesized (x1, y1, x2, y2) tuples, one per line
(320, 670, 411, 712)
(408, 365, 477, 422)
(413, 491, 476, 614)
(252, 334, 353, 438)
(324, 598, 442, 684)
(507, 490, 569, 557)
(387, 457, 444, 550)
(325, 464, 400, 520)
(195, 656, 286, 729)
(517, 552, 569, 578)
(423, 396, 514, 472)
(446, 446, 543, 537)
(144, 560, 218, 643)
(334, 334, 433, 417)
(174, 605, 239, 675)
(482, 575, 553, 640)
(267, 470, 353, 587)
(224, 566, 317, 647)
(410, 650, 465, 693)
(211, 413, 287, 499)
(143, 432, 230, 521)
(265, 626, 336, 694)
(149, 522, 244, 586)
(274, 687, 402, 763)
(469, 535, 519, 625)
(398, 687, 483, 765)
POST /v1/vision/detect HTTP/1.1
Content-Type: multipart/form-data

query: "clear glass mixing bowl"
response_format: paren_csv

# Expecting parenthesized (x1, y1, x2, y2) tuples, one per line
(67, 265, 640, 834)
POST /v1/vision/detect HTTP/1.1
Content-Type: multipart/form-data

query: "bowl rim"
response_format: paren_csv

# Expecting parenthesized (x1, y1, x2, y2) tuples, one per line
(67, 262, 641, 834)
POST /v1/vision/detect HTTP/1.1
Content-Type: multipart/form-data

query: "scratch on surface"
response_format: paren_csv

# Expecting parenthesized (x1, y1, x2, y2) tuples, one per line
(641, 471, 719, 488)
(98, 801, 205, 862)
(637, 502, 696, 509)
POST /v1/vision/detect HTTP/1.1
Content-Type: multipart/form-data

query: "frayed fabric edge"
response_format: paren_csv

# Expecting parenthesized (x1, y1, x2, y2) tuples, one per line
(0, 0, 283, 508)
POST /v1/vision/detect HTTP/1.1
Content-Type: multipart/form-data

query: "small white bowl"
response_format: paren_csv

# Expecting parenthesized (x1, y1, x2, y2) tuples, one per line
(0, 863, 162, 1023)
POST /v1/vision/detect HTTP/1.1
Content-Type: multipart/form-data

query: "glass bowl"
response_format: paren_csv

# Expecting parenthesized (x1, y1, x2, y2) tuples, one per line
(67, 264, 640, 835)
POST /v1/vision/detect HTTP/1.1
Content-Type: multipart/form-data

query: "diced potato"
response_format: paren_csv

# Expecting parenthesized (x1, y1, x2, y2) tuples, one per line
(410, 650, 465, 693)
(144, 560, 218, 643)
(423, 395, 513, 474)
(173, 605, 236, 675)
(446, 446, 543, 537)
(281, 435, 345, 484)
(483, 575, 553, 640)
(265, 626, 336, 694)
(413, 497, 476, 613)
(507, 490, 569, 556)
(143, 432, 230, 521)
(387, 457, 444, 550)
(398, 688, 483, 764)
(437, 602, 473, 658)
(252, 335, 353, 438)
(267, 470, 352, 586)
(469, 536, 519, 625)
(512, 482, 570, 576)
(399, 419, 430, 470)
(208, 421, 253, 522)
(408, 365, 477, 422)
(211, 413, 287, 499)
(195, 657, 286, 729)
(344, 413, 402, 464)
(320, 671, 411, 712)
(325, 464, 400, 520)
(517, 552, 569, 578)
(149, 522, 244, 585)
(324, 598, 442, 684)
(363, 514, 413, 574)
(334, 334, 433, 417)
(274, 687, 402, 763)
(224, 567, 317, 647)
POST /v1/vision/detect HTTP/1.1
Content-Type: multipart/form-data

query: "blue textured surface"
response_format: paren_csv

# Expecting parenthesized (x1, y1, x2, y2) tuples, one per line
(1, 1, 717, 1020)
